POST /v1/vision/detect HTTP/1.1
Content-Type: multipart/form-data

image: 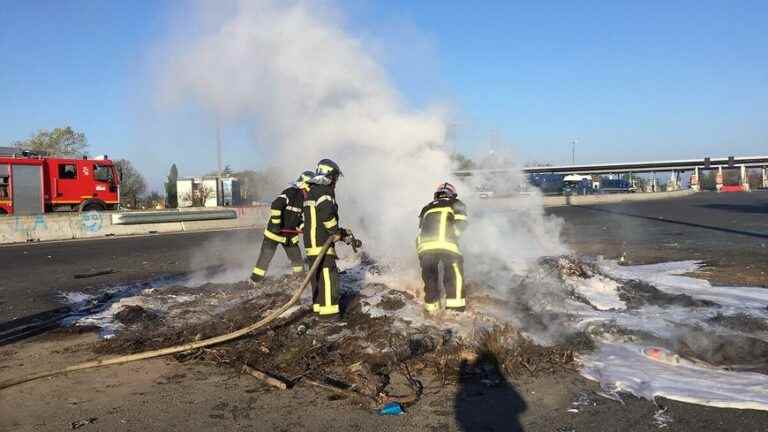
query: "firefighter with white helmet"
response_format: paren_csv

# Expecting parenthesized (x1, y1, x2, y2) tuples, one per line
(417, 182, 468, 314)
(302, 158, 359, 317)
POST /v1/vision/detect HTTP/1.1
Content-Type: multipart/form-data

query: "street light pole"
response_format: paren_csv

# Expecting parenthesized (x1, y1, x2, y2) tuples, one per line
(571, 139, 577, 165)
(216, 123, 223, 177)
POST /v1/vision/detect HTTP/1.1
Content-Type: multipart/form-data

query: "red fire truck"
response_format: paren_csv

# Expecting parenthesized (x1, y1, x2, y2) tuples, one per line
(0, 147, 120, 215)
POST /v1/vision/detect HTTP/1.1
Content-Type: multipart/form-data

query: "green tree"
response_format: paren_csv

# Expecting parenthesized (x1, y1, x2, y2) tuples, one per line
(115, 159, 147, 208)
(165, 163, 179, 208)
(14, 126, 88, 157)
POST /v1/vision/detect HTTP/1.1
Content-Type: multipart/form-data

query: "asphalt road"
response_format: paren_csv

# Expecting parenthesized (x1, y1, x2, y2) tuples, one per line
(547, 190, 768, 286)
(0, 229, 265, 323)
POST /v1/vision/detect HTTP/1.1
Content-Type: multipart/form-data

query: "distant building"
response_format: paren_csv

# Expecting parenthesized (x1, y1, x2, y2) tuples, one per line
(177, 176, 241, 208)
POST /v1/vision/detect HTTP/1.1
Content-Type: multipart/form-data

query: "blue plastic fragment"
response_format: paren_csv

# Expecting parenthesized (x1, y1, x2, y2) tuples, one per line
(379, 402, 405, 416)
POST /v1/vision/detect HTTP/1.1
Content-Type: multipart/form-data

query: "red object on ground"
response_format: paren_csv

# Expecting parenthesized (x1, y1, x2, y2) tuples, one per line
(720, 185, 745, 193)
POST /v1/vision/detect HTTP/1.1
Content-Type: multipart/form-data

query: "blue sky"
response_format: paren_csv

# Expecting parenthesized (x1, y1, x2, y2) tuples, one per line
(1, 1, 767, 188)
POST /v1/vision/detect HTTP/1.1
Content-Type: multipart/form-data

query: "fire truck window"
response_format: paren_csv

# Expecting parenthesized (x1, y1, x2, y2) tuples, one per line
(94, 165, 113, 182)
(58, 164, 77, 179)
(0, 176, 8, 199)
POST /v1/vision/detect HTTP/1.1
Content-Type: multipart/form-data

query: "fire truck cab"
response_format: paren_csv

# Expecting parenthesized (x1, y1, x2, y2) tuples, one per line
(0, 148, 120, 215)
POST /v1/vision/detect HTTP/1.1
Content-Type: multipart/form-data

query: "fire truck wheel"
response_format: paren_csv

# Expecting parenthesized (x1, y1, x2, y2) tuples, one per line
(80, 200, 106, 212)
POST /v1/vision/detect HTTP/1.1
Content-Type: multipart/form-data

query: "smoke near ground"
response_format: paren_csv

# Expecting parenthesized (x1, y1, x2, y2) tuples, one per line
(156, 0, 565, 282)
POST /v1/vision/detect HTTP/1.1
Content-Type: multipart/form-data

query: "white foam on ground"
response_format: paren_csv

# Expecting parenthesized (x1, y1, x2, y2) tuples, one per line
(577, 260, 768, 411)
(581, 341, 768, 411)
(61, 291, 93, 305)
(64, 289, 200, 338)
(599, 259, 768, 309)
(567, 275, 626, 311)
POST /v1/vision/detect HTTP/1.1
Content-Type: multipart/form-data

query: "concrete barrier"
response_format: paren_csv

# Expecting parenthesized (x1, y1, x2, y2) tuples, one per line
(0, 204, 271, 245)
(473, 190, 697, 212)
(542, 190, 696, 207)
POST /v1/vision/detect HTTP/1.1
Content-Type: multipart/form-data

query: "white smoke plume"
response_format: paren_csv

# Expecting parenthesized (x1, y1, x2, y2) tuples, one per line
(157, 0, 564, 284)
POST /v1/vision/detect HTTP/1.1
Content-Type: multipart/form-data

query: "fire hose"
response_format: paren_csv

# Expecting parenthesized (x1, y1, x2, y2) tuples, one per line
(0, 235, 341, 391)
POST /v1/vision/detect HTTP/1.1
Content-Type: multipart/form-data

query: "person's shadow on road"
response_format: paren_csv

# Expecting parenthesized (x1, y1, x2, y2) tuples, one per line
(455, 351, 527, 432)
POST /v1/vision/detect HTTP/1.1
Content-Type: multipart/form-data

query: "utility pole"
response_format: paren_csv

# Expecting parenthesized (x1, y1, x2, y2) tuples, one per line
(216, 121, 223, 176)
(571, 139, 577, 165)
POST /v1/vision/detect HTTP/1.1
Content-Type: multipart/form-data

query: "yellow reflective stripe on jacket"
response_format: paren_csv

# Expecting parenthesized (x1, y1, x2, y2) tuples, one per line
(290, 235, 300, 244)
(270, 209, 282, 216)
(316, 195, 333, 206)
(285, 206, 301, 213)
(323, 217, 337, 229)
(424, 206, 454, 217)
(318, 164, 334, 174)
(305, 246, 336, 256)
(438, 210, 448, 241)
(264, 229, 287, 243)
(252, 267, 266, 276)
(270, 218, 281, 224)
(424, 302, 440, 313)
(292, 265, 304, 273)
(416, 240, 460, 255)
(417, 205, 462, 254)
(309, 205, 317, 249)
(454, 214, 467, 221)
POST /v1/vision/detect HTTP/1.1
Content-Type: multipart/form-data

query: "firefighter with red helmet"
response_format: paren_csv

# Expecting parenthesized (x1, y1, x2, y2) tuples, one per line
(417, 182, 468, 314)
(249, 170, 314, 285)
(302, 158, 358, 317)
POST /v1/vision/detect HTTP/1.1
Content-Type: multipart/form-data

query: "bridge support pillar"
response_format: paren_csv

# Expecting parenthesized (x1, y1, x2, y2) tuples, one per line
(690, 167, 700, 192)
(650, 173, 658, 192)
(716, 166, 724, 192)
(763, 166, 768, 189)
(667, 171, 680, 191)
(740, 165, 751, 192)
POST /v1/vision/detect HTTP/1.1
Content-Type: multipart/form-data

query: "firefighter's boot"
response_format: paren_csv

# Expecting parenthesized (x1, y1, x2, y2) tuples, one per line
(248, 267, 266, 287)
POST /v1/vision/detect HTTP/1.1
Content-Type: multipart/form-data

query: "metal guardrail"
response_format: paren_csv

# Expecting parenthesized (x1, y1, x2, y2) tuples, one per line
(112, 209, 238, 225)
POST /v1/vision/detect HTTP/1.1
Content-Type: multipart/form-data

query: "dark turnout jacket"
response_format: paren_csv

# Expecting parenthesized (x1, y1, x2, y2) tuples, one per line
(302, 183, 340, 256)
(416, 197, 468, 255)
(264, 186, 306, 244)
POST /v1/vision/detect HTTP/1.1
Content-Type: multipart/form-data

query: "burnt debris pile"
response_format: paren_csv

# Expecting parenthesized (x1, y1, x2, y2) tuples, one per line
(90, 271, 579, 408)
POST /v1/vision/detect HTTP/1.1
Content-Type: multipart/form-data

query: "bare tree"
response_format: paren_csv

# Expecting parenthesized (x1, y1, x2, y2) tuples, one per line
(14, 126, 88, 157)
(114, 159, 147, 208)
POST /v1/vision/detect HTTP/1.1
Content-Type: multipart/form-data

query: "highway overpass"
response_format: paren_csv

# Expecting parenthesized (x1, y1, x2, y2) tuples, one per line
(454, 155, 768, 192)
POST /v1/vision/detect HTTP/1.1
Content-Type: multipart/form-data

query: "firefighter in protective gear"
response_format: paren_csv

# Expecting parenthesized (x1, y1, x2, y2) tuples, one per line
(417, 182, 468, 314)
(249, 171, 314, 285)
(303, 158, 350, 316)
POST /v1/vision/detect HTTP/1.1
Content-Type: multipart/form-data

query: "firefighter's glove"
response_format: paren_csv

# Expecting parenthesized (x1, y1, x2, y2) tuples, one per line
(341, 228, 363, 250)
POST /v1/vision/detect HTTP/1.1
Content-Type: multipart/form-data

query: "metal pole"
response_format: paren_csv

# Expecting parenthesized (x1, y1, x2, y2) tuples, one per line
(571, 140, 576, 165)
(216, 124, 223, 176)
